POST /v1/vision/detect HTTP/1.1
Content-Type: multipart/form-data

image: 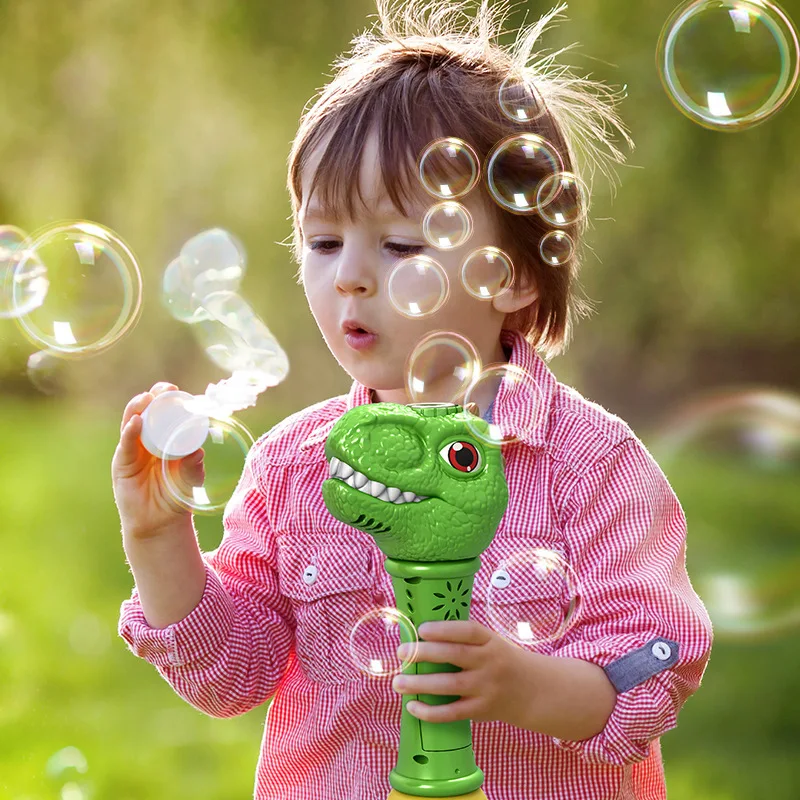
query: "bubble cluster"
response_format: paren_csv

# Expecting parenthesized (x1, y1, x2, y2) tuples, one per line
(162, 228, 246, 323)
(657, 0, 800, 130)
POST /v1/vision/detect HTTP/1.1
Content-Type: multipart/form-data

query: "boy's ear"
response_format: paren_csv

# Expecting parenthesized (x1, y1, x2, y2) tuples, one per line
(491, 274, 538, 314)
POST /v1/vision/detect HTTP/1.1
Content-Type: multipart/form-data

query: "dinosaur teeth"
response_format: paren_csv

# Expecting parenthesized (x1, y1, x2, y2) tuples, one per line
(328, 456, 429, 504)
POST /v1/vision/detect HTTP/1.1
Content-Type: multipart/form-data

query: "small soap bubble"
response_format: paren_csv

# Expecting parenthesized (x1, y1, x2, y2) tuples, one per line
(536, 172, 588, 227)
(418, 137, 481, 199)
(486, 134, 563, 214)
(68, 613, 111, 657)
(0, 225, 48, 320)
(498, 75, 547, 123)
(460, 246, 514, 300)
(539, 230, 574, 266)
(349, 606, 419, 678)
(657, 0, 800, 130)
(464, 364, 544, 446)
(26, 350, 67, 396)
(486, 548, 582, 647)
(650, 389, 800, 640)
(162, 414, 254, 515)
(387, 255, 449, 318)
(422, 202, 474, 250)
(11, 221, 142, 357)
(406, 330, 481, 405)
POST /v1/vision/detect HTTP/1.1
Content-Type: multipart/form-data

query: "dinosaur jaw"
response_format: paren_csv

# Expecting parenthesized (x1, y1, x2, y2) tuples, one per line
(327, 456, 430, 505)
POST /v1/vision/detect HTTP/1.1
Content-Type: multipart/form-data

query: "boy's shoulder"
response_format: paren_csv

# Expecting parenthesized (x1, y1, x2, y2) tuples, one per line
(545, 379, 640, 477)
(252, 392, 349, 466)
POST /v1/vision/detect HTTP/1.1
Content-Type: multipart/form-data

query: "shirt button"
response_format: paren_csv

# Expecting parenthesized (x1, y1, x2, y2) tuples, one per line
(302, 565, 319, 585)
(651, 641, 671, 661)
(490, 569, 511, 589)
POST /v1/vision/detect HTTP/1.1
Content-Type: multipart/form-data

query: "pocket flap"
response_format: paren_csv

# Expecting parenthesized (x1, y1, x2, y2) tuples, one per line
(278, 542, 375, 602)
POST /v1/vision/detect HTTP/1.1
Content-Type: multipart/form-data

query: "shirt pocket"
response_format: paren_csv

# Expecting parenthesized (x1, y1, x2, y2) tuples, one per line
(474, 536, 576, 654)
(278, 540, 380, 684)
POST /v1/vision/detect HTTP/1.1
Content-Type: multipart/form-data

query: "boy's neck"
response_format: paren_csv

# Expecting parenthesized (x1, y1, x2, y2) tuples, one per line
(369, 337, 511, 409)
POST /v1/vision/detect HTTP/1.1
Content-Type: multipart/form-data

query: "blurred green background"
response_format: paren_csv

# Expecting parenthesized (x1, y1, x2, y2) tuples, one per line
(1, 0, 799, 798)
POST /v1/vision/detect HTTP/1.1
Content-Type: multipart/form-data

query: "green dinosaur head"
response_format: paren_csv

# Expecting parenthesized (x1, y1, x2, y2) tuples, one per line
(322, 402, 508, 561)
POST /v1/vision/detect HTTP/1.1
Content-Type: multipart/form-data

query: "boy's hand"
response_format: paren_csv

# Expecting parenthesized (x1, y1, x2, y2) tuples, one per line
(112, 382, 204, 540)
(391, 619, 542, 730)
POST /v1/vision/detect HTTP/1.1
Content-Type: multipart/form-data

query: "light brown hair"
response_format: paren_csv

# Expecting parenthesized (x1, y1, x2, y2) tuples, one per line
(285, 0, 633, 358)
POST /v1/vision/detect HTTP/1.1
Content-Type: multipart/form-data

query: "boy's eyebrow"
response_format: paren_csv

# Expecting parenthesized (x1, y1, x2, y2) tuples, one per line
(300, 199, 426, 223)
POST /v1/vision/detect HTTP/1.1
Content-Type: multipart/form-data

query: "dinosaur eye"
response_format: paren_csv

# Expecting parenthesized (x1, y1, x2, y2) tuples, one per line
(439, 441, 481, 473)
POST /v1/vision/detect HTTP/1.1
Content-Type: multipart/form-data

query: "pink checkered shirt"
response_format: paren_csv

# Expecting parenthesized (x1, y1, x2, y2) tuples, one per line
(119, 328, 713, 800)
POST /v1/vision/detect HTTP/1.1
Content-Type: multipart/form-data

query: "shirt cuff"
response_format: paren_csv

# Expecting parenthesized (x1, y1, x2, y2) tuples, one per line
(549, 638, 680, 766)
(118, 562, 235, 670)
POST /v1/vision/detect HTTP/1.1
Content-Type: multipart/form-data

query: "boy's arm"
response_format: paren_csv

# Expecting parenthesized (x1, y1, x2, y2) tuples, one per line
(528, 437, 714, 766)
(117, 437, 296, 718)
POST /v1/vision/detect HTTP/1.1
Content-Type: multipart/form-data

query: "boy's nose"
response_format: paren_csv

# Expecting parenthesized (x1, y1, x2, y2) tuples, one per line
(335, 255, 378, 296)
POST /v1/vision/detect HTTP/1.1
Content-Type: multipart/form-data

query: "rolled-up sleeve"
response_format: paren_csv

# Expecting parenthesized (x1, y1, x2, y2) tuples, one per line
(549, 437, 713, 765)
(118, 438, 296, 718)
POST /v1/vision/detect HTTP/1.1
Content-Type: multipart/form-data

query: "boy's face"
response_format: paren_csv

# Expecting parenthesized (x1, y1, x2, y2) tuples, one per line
(298, 130, 532, 405)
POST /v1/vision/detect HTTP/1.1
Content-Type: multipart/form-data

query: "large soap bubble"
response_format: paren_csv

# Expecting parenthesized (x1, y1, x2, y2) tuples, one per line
(657, 0, 799, 130)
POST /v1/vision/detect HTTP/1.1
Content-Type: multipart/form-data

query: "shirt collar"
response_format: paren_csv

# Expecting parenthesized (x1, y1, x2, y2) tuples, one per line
(346, 328, 555, 450)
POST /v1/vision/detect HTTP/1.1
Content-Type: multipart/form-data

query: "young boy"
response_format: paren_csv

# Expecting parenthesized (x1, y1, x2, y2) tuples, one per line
(113, 2, 713, 798)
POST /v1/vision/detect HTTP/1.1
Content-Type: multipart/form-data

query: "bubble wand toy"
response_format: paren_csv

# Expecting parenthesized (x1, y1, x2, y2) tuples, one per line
(322, 401, 509, 799)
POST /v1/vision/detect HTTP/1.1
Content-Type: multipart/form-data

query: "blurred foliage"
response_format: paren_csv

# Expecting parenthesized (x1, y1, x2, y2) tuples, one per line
(0, 0, 799, 798)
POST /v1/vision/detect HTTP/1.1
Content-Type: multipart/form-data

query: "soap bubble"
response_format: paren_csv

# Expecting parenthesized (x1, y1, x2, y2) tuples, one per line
(657, 0, 799, 130)
(498, 75, 547, 123)
(406, 330, 481, 404)
(162, 413, 254, 515)
(460, 246, 514, 300)
(539, 230, 574, 266)
(0, 225, 48, 319)
(418, 137, 481, 200)
(464, 364, 544, 446)
(486, 134, 563, 214)
(387, 255, 449, 318)
(27, 350, 67, 395)
(650, 389, 800, 641)
(11, 221, 142, 357)
(486, 547, 582, 647)
(349, 606, 419, 678)
(161, 228, 246, 324)
(536, 172, 588, 227)
(422, 201, 473, 250)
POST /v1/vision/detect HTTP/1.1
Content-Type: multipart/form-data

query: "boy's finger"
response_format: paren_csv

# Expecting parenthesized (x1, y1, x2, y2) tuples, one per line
(149, 382, 179, 397)
(120, 393, 153, 434)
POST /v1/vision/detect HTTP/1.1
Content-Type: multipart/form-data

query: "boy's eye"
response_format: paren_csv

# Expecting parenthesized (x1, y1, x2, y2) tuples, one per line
(308, 240, 425, 257)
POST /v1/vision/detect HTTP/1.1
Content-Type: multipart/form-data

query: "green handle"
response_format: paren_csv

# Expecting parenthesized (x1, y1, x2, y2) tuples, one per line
(386, 558, 484, 797)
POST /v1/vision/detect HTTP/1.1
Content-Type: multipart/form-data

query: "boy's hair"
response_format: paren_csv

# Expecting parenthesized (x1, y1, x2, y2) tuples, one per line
(285, 0, 633, 358)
